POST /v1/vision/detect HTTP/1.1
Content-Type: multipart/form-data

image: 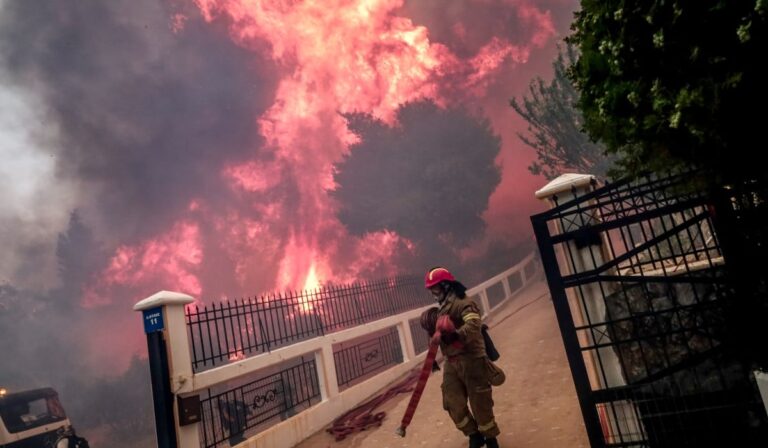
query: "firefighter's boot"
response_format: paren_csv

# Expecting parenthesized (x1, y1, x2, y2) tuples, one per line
(485, 437, 499, 448)
(468, 432, 485, 448)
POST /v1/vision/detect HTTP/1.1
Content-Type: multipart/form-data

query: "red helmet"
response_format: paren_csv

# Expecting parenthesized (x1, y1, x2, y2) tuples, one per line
(425, 267, 455, 289)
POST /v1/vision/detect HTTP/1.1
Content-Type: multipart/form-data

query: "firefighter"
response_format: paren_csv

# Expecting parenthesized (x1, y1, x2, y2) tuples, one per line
(426, 267, 501, 448)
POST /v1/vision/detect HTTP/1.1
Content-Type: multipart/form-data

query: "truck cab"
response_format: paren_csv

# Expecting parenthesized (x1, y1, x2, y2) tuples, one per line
(0, 387, 71, 448)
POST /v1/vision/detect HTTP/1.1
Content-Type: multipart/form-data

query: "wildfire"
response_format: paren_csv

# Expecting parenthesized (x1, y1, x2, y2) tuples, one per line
(194, 0, 521, 290)
(229, 349, 247, 362)
(303, 264, 320, 292)
(82, 0, 556, 305)
(82, 221, 203, 308)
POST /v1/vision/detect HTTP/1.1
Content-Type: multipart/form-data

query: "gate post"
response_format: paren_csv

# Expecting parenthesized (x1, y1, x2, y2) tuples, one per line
(533, 174, 605, 447)
(134, 291, 201, 448)
(535, 174, 626, 388)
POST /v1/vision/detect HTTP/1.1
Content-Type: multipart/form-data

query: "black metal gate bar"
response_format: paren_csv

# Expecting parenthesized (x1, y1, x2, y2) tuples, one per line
(531, 173, 768, 447)
(532, 215, 607, 447)
(198, 356, 321, 448)
(146, 330, 178, 448)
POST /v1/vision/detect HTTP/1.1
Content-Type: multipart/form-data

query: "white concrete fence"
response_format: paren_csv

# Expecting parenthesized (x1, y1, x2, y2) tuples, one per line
(134, 252, 541, 448)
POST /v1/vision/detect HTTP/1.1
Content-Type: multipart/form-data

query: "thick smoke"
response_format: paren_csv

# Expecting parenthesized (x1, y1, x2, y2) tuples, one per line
(0, 82, 72, 291)
(0, 0, 280, 359)
(0, 0, 570, 445)
(0, 217, 155, 447)
(0, 1, 276, 444)
(335, 100, 503, 280)
(399, 0, 557, 58)
(400, 0, 579, 248)
(0, 0, 277, 249)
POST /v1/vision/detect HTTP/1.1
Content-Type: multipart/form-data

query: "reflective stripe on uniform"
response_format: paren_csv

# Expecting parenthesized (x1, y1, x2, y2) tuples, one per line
(478, 419, 497, 432)
(456, 415, 472, 429)
(429, 268, 450, 281)
(462, 312, 481, 322)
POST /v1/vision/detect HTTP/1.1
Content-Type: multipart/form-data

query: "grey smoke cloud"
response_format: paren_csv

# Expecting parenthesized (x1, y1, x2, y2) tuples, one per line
(334, 100, 503, 279)
(0, 1, 279, 444)
(399, 0, 576, 58)
(0, 0, 568, 444)
(0, 0, 277, 250)
(0, 82, 74, 290)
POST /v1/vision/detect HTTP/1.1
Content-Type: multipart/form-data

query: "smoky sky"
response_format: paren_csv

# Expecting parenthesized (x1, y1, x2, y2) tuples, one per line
(0, 1, 277, 444)
(399, 0, 575, 58)
(0, 0, 277, 247)
(335, 100, 502, 272)
(0, 0, 572, 444)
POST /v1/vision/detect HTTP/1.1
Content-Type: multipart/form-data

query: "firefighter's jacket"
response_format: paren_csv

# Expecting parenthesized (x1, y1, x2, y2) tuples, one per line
(438, 292, 486, 358)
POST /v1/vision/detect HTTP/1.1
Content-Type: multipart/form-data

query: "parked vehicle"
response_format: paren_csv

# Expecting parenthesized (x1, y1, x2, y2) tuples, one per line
(0, 387, 85, 448)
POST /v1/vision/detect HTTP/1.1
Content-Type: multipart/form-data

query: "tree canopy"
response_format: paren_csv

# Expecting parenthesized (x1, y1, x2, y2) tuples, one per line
(511, 44, 614, 180)
(335, 100, 501, 248)
(568, 0, 768, 185)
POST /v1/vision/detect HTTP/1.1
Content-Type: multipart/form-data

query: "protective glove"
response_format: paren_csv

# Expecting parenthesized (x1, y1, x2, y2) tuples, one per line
(430, 315, 461, 346)
(436, 315, 456, 333)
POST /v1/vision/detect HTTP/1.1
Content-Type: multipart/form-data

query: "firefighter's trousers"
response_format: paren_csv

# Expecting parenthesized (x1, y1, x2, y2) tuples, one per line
(441, 355, 500, 438)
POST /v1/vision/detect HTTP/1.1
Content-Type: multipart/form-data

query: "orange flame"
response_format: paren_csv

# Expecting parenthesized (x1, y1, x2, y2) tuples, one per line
(197, 0, 528, 290)
(84, 0, 556, 306)
(229, 348, 246, 361)
(303, 264, 320, 292)
(83, 221, 203, 308)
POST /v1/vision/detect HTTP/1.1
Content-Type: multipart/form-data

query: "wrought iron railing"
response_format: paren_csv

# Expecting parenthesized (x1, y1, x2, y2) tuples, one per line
(333, 327, 403, 389)
(186, 276, 429, 372)
(409, 317, 430, 355)
(198, 356, 321, 448)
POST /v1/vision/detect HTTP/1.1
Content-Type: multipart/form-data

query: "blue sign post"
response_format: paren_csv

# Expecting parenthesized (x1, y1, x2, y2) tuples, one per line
(143, 307, 165, 333)
(142, 305, 176, 448)
(135, 292, 193, 448)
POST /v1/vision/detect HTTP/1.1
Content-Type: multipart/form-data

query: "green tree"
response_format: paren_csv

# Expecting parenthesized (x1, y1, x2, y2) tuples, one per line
(335, 100, 501, 248)
(568, 0, 768, 186)
(511, 44, 614, 180)
(334, 100, 504, 276)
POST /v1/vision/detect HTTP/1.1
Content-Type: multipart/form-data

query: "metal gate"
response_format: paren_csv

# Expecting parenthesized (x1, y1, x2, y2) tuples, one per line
(531, 174, 768, 447)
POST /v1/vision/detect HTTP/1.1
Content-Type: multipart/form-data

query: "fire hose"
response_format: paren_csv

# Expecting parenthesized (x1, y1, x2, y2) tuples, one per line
(396, 311, 456, 437)
(394, 335, 441, 437)
(326, 293, 548, 441)
(326, 307, 441, 441)
(326, 368, 421, 440)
